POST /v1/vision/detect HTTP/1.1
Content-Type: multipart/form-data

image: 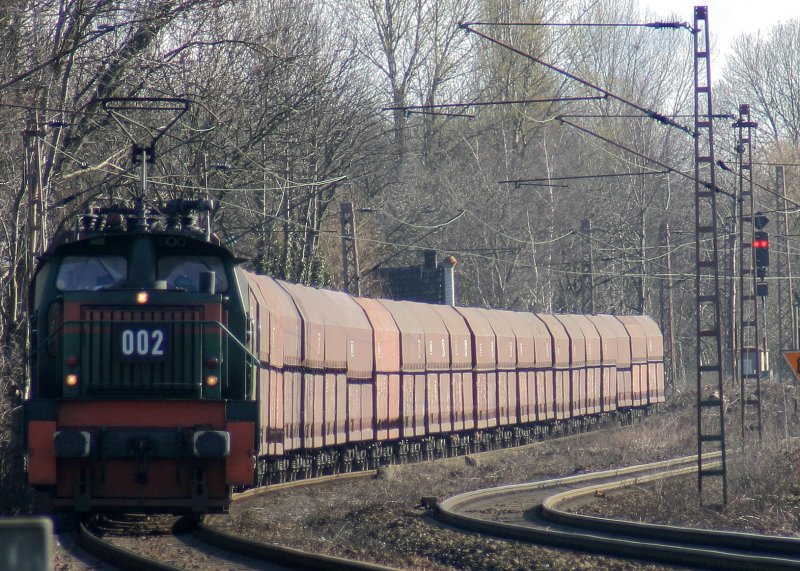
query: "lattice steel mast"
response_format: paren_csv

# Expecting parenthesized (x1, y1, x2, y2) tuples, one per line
(693, 6, 727, 504)
(735, 104, 762, 440)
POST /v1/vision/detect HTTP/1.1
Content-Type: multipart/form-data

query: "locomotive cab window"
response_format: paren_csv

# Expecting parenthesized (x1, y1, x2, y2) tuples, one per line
(56, 256, 127, 291)
(158, 256, 228, 292)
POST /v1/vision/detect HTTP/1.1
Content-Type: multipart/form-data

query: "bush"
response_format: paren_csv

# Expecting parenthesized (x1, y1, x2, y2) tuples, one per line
(0, 344, 44, 514)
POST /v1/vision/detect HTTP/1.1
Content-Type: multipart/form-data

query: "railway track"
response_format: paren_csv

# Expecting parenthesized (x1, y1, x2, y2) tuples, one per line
(433, 454, 800, 570)
(63, 472, 397, 570)
(71, 497, 400, 571)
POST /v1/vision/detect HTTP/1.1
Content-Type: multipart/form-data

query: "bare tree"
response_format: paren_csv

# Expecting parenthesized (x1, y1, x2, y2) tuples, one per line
(0, 1, 222, 359)
(719, 21, 800, 144)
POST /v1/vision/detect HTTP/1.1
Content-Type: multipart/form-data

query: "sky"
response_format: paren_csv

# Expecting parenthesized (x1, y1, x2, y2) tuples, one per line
(637, 0, 800, 69)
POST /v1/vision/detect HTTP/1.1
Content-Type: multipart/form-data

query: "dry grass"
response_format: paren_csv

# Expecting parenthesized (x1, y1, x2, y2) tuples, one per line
(576, 380, 800, 535)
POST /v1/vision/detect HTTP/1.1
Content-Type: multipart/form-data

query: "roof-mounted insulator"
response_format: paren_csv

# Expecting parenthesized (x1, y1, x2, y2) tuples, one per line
(81, 214, 98, 234)
(105, 213, 124, 232)
(166, 214, 181, 232)
(182, 214, 201, 234)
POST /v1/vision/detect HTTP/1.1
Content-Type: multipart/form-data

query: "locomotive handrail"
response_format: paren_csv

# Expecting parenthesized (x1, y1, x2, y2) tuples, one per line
(45, 318, 264, 366)
(32, 319, 265, 400)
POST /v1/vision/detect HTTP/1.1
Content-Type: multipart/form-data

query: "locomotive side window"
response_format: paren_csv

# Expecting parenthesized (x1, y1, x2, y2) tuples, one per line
(32, 262, 51, 309)
(158, 256, 228, 292)
(56, 256, 127, 291)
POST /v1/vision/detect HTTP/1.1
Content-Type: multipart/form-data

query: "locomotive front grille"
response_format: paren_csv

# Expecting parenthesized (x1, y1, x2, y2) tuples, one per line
(79, 307, 207, 396)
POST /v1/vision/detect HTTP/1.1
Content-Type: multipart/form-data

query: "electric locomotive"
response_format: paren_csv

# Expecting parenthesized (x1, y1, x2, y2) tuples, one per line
(24, 200, 257, 513)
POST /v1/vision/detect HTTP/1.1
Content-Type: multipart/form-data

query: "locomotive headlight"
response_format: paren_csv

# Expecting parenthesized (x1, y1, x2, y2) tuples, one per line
(135, 291, 149, 304)
(206, 375, 219, 387)
(65, 374, 78, 387)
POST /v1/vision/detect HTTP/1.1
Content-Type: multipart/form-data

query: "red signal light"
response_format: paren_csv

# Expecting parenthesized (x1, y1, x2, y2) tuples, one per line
(753, 229, 769, 278)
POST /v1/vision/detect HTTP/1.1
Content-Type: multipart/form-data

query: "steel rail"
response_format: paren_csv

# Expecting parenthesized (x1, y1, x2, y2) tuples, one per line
(70, 473, 392, 570)
(74, 509, 399, 571)
(438, 453, 709, 512)
(543, 473, 800, 558)
(194, 471, 398, 570)
(192, 519, 399, 571)
(434, 454, 800, 570)
(73, 520, 181, 571)
(233, 469, 377, 501)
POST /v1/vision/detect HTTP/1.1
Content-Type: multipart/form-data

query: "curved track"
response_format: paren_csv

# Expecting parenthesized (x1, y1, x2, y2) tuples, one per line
(434, 454, 800, 570)
(73, 520, 181, 571)
(70, 475, 400, 571)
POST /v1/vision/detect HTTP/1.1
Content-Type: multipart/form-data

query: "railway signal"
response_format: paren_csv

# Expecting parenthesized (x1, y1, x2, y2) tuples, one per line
(753, 230, 769, 279)
(753, 212, 769, 295)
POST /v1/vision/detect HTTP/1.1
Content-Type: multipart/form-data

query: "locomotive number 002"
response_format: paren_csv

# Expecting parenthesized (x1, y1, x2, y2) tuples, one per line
(116, 325, 170, 360)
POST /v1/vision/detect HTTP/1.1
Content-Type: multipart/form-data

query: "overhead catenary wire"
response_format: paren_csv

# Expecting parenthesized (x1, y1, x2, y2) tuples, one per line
(558, 113, 738, 120)
(383, 95, 607, 115)
(45, 133, 747, 279)
(555, 119, 800, 210)
(461, 20, 693, 30)
(556, 116, 736, 199)
(370, 208, 467, 230)
(500, 170, 670, 186)
(458, 21, 694, 135)
(219, 197, 704, 283)
(18, 14, 787, 303)
(25, 105, 789, 283)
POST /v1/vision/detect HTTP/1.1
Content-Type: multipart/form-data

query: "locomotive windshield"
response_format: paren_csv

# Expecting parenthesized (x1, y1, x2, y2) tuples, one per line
(158, 256, 228, 292)
(56, 255, 127, 291)
(55, 254, 229, 292)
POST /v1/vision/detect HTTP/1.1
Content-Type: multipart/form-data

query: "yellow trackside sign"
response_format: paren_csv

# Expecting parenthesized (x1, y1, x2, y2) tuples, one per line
(783, 351, 800, 381)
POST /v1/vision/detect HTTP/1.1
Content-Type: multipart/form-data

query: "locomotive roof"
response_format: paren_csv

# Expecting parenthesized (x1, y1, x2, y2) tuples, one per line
(42, 229, 236, 260)
(40, 198, 238, 262)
